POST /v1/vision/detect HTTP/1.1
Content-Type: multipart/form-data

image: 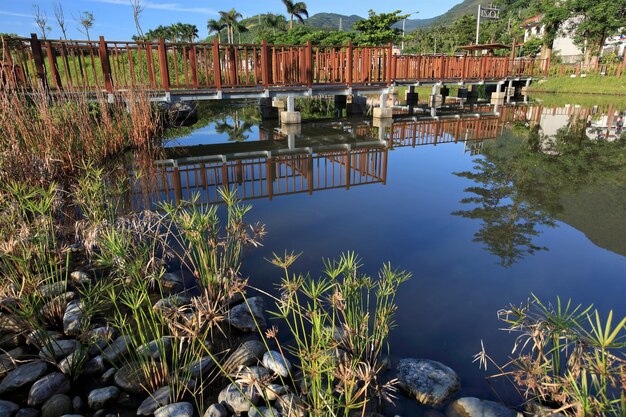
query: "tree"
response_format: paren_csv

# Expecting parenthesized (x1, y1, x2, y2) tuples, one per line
(178, 23, 199, 43)
(567, 0, 626, 65)
(33, 5, 51, 40)
(353, 10, 408, 46)
(264, 13, 287, 36)
(281, 0, 309, 30)
(207, 19, 226, 43)
(218, 9, 247, 44)
(537, 1, 571, 62)
(53, 2, 67, 40)
(77, 11, 94, 41)
(130, 0, 145, 39)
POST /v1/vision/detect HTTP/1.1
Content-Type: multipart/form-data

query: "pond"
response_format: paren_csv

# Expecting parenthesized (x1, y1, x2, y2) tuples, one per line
(143, 97, 626, 415)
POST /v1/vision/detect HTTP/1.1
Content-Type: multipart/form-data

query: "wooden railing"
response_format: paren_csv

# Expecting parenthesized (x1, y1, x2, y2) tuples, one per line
(1, 34, 547, 93)
(547, 60, 626, 78)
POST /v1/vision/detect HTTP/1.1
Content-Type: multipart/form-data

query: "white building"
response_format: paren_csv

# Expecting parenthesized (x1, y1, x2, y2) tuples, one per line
(520, 14, 583, 64)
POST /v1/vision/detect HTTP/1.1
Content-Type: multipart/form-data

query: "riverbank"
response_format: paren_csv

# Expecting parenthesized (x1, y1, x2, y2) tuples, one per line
(528, 75, 626, 95)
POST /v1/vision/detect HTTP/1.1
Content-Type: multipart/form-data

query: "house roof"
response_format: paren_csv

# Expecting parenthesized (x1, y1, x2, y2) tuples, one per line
(520, 14, 543, 28)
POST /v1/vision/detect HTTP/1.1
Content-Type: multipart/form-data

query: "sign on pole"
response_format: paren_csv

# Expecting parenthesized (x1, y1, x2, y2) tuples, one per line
(475, 3, 500, 45)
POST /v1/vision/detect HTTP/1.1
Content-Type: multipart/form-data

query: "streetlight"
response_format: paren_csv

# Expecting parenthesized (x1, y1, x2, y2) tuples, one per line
(402, 11, 419, 53)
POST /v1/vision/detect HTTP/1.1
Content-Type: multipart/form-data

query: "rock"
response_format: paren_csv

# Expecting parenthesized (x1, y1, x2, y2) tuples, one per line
(114, 363, 151, 394)
(0, 331, 26, 350)
(137, 386, 171, 415)
(153, 295, 191, 313)
(136, 337, 173, 360)
(159, 273, 185, 294)
(58, 349, 87, 375)
(187, 356, 215, 378)
(218, 383, 260, 415)
(101, 335, 131, 364)
(0, 360, 48, 393)
(0, 346, 28, 376)
(223, 339, 265, 374)
(69, 271, 91, 285)
(15, 408, 39, 417)
(63, 301, 86, 336)
(88, 386, 119, 410)
(446, 397, 519, 417)
(72, 396, 83, 412)
(164, 102, 198, 127)
(396, 358, 460, 406)
(41, 394, 72, 417)
(154, 402, 194, 417)
(27, 329, 63, 346)
(0, 400, 19, 416)
(249, 406, 280, 417)
(28, 373, 71, 406)
(264, 384, 287, 401)
(524, 400, 566, 417)
(39, 340, 78, 361)
(87, 327, 115, 357)
(203, 403, 228, 417)
(275, 393, 305, 417)
(100, 368, 116, 384)
(263, 351, 291, 377)
(40, 282, 68, 299)
(226, 297, 266, 332)
(41, 293, 76, 321)
(236, 366, 270, 381)
(83, 356, 106, 376)
(424, 411, 446, 417)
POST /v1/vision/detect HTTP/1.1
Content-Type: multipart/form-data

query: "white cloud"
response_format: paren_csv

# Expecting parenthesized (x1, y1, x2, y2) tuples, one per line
(0, 10, 32, 18)
(90, 0, 216, 15)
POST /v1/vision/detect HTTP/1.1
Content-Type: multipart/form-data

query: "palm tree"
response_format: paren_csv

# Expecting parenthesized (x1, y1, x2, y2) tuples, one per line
(264, 13, 287, 36)
(207, 19, 226, 43)
(281, 0, 308, 30)
(218, 9, 247, 44)
(179, 23, 198, 42)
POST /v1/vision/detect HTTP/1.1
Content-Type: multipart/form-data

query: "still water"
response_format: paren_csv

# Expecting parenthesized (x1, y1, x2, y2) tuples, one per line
(144, 98, 626, 414)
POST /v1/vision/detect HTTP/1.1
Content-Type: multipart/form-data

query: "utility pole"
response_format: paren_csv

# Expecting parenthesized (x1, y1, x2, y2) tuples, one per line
(402, 11, 419, 53)
(475, 4, 500, 46)
(475, 5, 481, 45)
(339, 17, 343, 31)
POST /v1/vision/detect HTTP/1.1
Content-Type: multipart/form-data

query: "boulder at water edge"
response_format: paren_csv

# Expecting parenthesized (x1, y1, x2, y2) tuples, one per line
(396, 358, 460, 406)
(154, 402, 194, 417)
(225, 297, 267, 332)
(446, 397, 520, 417)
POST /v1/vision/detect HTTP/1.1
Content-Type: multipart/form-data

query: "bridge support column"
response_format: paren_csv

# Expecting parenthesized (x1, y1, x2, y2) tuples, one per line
(491, 81, 505, 112)
(429, 84, 442, 117)
(373, 117, 393, 145)
(406, 86, 418, 116)
(259, 98, 278, 120)
(506, 79, 514, 104)
(280, 124, 301, 149)
(522, 79, 531, 103)
(373, 93, 392, 119)
(281, 95, 301, 125)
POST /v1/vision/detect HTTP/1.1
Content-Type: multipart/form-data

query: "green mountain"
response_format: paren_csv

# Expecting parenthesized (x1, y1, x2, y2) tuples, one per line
(304, 13, 363, 31)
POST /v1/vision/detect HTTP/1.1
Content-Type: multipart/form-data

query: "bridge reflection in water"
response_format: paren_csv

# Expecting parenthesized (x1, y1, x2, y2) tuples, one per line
(134, 109, 516, 208)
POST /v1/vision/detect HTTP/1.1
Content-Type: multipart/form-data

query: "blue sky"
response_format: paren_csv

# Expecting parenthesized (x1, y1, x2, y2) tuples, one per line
(0, 0, 459, 39)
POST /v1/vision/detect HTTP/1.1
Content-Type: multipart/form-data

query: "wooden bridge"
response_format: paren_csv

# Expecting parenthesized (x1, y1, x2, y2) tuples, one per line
(1, 34, 546, 100)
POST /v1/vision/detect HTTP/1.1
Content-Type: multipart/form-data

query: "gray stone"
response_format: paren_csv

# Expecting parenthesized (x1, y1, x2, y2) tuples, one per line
(41, 394, 72, 417)
(100, 368, 116, 384)
(15, 408, 39, 417)
(0, 400, 19, 416)
(63, 301, 86, 336)
(114, 363, 150, 394)
(28, 373, 71, 406)
(249, 406, 280, 417)
(87, 327, 116, 356)
(136, 337, 173, 360)
(226, 297, 266, 332)
(0, 347, 28, 377)
(0, 360, 48, 393)
(153, 295, 191, 313)
(160, 273, 184, 294)
(396, 358, 460, 406)
(72, 396, 83, 412)
(154, 402, 194, 417)
(524, 401, 566, 417)
(27, 329, 62, 346)
(39, 339, 78, 361)
(101, 335, 131, 364)
(223, 339, 265, 374)
(446, 397, 519, 417)
(203, 403, 228, 417)
(218, 383, 260, 415)
(263, 351, 291, 377)
(41, 293, 76, 321)
(187, 356, 215, 378)
(88, 386, 119, 410)
(69, 271, 91, 285)
(137, 386, 171, 415)
(83, 356, 106, 376)
(40, 282, 69, 299)
(58, 349, 87, 375)
(275, 393, 305, 417)
(0, 331, 26, 350)
(264, 384, 287, 401)
(236, 366, 270, 381)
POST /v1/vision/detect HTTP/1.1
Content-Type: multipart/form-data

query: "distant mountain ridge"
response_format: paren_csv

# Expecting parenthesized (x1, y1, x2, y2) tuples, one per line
(305, 0, 482, 31)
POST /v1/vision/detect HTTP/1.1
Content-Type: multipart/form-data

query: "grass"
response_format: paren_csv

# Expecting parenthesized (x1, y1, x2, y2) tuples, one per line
(528, 75, 626, 96)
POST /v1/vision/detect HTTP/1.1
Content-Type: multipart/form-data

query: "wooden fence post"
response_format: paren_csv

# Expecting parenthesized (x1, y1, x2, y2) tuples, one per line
(29, 33, 47, 89)
(228, 44, 238, 86)
(346, 41, 353, 87)
(260, 40, 269, 88)
(212, 39, 222, 90)
(98, 36, 113, 92)
(45, 41, 62, 90)
(157, 38, 170, 91)
(386, 43, 393, 84)
(189, 45, 198, 87)
(306, 40, 313, 87)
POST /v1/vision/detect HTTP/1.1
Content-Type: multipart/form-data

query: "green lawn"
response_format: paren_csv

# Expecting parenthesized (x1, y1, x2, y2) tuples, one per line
(528, 75, 626, 96)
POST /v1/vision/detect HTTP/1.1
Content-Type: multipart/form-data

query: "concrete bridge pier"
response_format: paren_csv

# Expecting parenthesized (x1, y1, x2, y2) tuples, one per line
(280, 123, 301, 149)
(429, 84, 442, 117)
(373, 116, 393, 143)
(491, 81, 506, 113)
(506, 79, 514, 104)
(373, 93, 393, 119)
(281, 96, 301, 125)
(522, 79, 532, 103)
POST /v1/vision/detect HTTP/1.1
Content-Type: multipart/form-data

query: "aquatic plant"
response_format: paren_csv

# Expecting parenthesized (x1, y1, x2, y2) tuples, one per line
(477, 295, 626, 416)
